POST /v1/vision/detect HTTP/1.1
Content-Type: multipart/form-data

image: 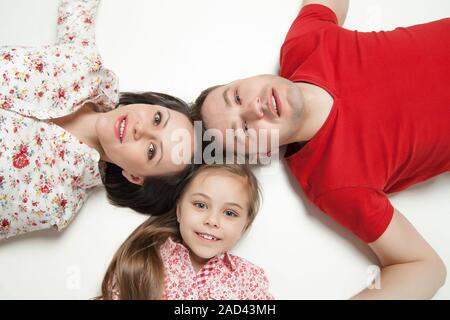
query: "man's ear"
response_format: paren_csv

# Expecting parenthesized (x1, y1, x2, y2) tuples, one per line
(121, 170, 144, 186)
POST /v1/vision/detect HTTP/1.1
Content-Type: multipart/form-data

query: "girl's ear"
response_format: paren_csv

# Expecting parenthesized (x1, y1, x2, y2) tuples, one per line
(121, 170, 144, 186)
(176, 202, 181, 223)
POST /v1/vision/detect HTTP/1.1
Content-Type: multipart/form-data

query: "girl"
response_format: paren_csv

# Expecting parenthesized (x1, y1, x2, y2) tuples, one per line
(0, 0, 196, 239)
(100, 164, 274, 300)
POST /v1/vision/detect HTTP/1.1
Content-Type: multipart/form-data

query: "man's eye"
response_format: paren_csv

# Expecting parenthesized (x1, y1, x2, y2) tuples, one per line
(243, 121, 249, 136)
(148, 143, 156, 160)
(154, 111, 162, 125)
(235, 90, 241, 105)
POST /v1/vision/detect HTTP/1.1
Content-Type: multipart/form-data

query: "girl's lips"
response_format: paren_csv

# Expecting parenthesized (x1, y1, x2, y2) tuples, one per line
(195, 232, 221, 242)
(114, 115, 127, 143)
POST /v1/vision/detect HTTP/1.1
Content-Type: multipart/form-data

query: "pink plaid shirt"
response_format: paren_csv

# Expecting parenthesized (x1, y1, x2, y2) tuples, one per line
(112, 237, 274, 300)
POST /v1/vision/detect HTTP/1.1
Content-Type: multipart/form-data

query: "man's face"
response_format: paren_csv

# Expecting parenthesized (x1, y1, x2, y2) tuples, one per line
(201, 74, 305, 154)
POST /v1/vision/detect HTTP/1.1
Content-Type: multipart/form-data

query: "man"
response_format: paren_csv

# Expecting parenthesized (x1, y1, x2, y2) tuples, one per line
(191, 0, 450, 299)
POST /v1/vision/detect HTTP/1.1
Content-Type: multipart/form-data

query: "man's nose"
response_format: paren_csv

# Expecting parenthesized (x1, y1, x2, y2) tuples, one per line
(241, 96, 264, 121)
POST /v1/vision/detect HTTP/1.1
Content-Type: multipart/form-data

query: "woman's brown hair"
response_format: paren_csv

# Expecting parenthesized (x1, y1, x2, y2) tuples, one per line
(103, 91, 196, 215)
(99, 164, 262, 300)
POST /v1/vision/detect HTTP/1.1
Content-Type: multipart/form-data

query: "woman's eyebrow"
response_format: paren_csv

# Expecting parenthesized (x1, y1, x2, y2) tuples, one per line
(155, 109, 170, 166)
(163, 109, 170, 128)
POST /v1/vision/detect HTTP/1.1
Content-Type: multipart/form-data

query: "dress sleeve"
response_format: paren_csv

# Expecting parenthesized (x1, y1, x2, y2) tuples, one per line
(56, 0, 99, 46)
(315, 187, 395, 243)
(0, 0, 117, 120)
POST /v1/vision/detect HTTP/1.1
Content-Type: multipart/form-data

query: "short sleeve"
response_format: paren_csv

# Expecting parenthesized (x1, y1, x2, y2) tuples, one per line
(315, 187, 394, 243)
(280, 4, 339, 80)
(241, 265, 275, 300)
(253, 268, 275, 300)
(283, 4, 338, 43)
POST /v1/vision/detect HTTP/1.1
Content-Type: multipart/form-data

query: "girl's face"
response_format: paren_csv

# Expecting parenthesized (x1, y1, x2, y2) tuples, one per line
(95, 103, 195, 185)
(176, 168, 250, 266)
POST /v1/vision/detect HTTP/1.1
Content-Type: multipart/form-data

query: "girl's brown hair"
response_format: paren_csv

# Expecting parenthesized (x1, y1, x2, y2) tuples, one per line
(99, 164, 261, 300)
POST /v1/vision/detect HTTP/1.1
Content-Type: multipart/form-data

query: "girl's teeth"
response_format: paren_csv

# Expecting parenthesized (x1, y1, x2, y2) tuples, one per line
(198, 233, 217, 241)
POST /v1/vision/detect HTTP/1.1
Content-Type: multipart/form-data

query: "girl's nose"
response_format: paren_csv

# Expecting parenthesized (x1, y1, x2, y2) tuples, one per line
(204, 212, 220, 228)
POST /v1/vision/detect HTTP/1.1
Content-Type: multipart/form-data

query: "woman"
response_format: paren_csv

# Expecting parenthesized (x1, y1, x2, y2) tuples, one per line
(0, 0, 196, 239)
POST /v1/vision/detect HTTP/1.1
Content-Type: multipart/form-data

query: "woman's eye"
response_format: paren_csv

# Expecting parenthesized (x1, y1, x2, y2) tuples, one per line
(224, 210, 238, 217)
(154, 111, 162, 125)
(194, 202, 206, 209)
(235, 90, 241, 105)
(148, 142, 156, 160)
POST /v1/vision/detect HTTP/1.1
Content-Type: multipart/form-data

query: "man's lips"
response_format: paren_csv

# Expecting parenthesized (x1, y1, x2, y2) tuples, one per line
(268, 89, 281, 118)
(272, 89, 282, 117)
(115, 115, 127, 143)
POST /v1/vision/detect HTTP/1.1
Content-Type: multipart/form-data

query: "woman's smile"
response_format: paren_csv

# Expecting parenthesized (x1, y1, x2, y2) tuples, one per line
(115, 115, 128, 143)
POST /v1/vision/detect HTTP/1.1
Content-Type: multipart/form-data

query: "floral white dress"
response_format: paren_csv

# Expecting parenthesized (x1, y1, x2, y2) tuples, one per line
(0, 0, 119, 239)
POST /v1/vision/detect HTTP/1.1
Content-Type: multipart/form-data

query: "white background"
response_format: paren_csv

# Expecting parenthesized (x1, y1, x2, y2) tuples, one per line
(0, 0, 449, 299)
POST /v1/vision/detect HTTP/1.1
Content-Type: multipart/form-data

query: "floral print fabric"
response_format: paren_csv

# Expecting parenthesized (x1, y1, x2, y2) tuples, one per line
(0, 0, 119, 239)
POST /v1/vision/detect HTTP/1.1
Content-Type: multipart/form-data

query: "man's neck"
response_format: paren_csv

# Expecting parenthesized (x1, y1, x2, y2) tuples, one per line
(290, 82, 334, 144)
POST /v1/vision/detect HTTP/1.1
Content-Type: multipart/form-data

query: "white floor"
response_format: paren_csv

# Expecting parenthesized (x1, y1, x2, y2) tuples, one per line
(0, 0, 449, 299)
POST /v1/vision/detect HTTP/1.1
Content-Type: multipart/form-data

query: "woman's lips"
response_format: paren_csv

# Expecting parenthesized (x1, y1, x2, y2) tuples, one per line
(115, 115, 127, 143)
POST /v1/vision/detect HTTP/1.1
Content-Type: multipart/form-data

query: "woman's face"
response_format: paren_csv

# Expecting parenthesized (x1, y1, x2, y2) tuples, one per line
(95, 103, 195, 185)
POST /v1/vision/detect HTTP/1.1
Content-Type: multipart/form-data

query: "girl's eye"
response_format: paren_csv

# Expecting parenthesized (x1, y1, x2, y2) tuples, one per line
(234, 90, 242, 105)
(148, 142, 156, 160)
(154, 111, 162, 125)
(224, 210, 238, 217)
(194, 202, 206, 209)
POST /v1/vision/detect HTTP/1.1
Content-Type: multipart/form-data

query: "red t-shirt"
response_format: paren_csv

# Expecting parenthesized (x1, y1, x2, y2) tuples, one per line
(281, 4, 450, 243)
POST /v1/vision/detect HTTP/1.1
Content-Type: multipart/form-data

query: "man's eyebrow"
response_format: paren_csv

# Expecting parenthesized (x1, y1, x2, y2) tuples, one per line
(223, 87, 231, 109)
(222, 87, 237, 131)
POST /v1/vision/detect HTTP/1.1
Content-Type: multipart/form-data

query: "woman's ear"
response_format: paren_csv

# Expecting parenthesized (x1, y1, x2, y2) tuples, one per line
(121, 170, 144, 186)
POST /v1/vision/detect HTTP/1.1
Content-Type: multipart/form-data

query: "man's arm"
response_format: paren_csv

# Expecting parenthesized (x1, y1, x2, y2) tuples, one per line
(302, 0, 349, 26)
(352, 209, 447, 299)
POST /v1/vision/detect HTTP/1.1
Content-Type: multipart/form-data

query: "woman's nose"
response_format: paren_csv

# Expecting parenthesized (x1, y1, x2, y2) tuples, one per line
(133, 120, 156, 140)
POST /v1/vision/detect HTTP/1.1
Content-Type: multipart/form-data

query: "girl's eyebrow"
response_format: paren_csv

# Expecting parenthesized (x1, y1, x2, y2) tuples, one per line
(191, 192, 243, 210)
